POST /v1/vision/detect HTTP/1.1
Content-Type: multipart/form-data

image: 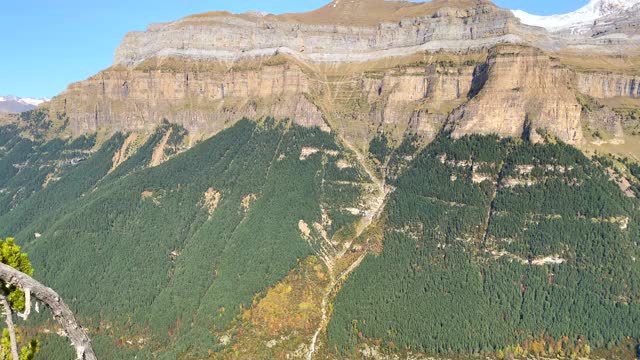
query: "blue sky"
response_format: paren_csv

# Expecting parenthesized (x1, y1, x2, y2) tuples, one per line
(1, 0, 589, 98)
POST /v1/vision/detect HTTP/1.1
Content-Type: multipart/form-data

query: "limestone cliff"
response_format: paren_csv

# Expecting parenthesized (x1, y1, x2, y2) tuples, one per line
(320, 58, 479, 146)
(113, 0, 640, 67)
(45, 60, 327, 137)
(576, 72, 640, 99)
(115, 0, 518, 65)
(37, 0, 640, 151)
(450, 46, 583, 144)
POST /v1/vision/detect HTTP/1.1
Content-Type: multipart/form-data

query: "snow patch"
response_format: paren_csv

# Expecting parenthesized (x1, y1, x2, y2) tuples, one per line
(20, 97, 50, 106)
(513, 0, 640, 32)
(0, 95, 50, 106)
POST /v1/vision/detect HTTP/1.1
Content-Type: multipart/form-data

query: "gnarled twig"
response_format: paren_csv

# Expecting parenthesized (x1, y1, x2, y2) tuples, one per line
(0, 262, 96, 360)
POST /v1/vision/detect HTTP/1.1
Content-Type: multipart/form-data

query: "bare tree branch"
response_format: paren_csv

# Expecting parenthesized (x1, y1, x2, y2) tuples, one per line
(0, 294, 19, 360)
(0, 262, 96, 360)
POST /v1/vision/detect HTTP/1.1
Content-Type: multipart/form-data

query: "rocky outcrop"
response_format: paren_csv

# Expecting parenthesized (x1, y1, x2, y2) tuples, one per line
(114, 0, 640, 67)
(45, 50, 487, 144)
(576, 72, 640, 98)
(0, 113, 15, 125)
(46, 45, 640, 147)
(591, 3, 640, 37)
(364, 65, 475, 113)
(584, 106, 625, 139)
(36, 0, 640, 149)
(114, 0, 519, 65)
(450, 46, 583, 144)
(357, 63, 476, 141)
(45, 61, 327, 136)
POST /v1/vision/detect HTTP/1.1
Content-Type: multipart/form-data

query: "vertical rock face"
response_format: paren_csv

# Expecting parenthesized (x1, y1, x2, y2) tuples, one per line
(114, 0, 518, 65)
(363, 65, 475, 114)
(450, 46, 583, 144)
(46, 61, 328, 136)
(44, 46, 639, 147)
(34, 0, 640, 147)
(355, 63, 476, 141)
(576, 72, 640, 98)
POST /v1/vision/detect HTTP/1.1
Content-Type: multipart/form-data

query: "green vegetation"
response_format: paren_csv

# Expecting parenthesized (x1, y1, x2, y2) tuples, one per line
(0, 239, 33, 312)
(0, 133, 126, 236)
(329, 135, 640, 357)
(0, 118, 368, 358)
(4, 116, 640, 358)
(18, 110, 51, 141)
(1, 328, 39, 360)
(0, 238, 39, 360)
(0, 127, 100, 222)
(368, 133, 390, 163)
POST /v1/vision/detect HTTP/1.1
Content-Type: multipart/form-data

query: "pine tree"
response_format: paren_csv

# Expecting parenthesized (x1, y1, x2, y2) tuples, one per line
(0, 238, 37, 360)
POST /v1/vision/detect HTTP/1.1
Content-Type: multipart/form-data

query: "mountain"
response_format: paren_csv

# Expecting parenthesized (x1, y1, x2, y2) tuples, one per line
(330, 136, 640, 357)
(0, 96, 50, 114)
(4, 117, 640, 360)
(1, 0, 640, 359)
(513, 0, 640, 33)
(113, 0, 516, 65)
(33, 0, 639, 153)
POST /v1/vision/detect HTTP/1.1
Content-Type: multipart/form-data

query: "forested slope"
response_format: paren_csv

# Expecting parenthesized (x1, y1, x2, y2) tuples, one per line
(0, 118, 372, 358)
(3, 115, 640, 359)
(328, 135, 640, 358)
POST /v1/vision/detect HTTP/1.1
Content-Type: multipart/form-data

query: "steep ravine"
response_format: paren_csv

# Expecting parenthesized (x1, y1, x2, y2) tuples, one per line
(306, 144, 391, 359)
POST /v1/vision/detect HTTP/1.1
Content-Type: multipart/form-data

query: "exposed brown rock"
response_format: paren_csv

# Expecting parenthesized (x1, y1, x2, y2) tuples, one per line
(576, 72, 640, 99)
(450, 46, 583, 144)
(110, 133, 138, 172)
(276, 0, 501, 27)
(33, 1, 640, 150)
(203, 188, 222, 215)
(115, 0, 517, 65)
(150, 127, 172, 167)
(0, 113, 16, 125)
(241, 194, 258, 211)
(45, 61, 326, 137)
(608, 168, 636, 198)
(584, 105, 625, 141)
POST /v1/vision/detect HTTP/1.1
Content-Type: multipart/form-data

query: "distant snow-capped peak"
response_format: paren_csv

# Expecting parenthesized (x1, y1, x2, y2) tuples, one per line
(513, 0, 640, 32)
(20, 97, 50, 106)
(0, 95, 50, 106)
(0, 96, 50, 114)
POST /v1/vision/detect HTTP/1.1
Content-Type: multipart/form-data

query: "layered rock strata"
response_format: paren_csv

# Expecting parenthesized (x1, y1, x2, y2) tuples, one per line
(46, 62, 327, 135)
(577, 72, 640, 99)
(450, 47, 583, 144)
(37, 0, 640, 148)
(115, 0, 519, 65)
